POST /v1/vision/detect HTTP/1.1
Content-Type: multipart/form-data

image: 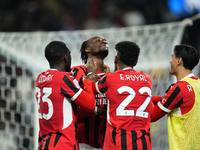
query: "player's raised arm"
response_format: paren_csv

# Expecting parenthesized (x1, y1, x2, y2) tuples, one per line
(70, 78, 96, 113)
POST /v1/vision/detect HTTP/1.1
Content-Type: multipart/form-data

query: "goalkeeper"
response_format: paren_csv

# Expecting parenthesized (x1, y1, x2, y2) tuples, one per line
(151, 44, 200, 150)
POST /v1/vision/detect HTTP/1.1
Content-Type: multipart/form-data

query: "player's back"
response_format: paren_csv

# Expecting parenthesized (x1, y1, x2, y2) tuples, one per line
(105, 68, 152, 131)
(36, 69, 78, 134)
(100, 67, 153, 150)
(35, 69, 79, 149)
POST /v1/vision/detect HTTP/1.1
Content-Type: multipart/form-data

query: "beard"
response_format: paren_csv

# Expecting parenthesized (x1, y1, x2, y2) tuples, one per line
(97, 49, 109, 59)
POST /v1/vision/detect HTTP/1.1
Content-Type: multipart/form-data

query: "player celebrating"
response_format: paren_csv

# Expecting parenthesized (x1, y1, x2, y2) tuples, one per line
(71, 36, 109, 150)
(88, 41, 153, 150)
(35, 41, 96, 150)
(151, 44, 200, 150)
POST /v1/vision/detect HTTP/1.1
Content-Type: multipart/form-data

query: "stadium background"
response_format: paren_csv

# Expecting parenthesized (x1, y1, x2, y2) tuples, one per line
(0, 0, 200, 150)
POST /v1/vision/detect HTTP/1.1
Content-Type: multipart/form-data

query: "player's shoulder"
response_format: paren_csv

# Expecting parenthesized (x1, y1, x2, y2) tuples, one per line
(71, 65, 86, 71)
(37, 69, 59, 78)
(36, 69, 72, 86)
(71, 65, 86, 75)
(166, 80, 185, 93)
(52, 70, 73, 81)
(71, 65, 87, 78)
(174, 78, 197, 92)
(143, 72, 152, 80)
(137, 70, 152, 81)
(176, 78, 194, 88)
(105, 70, 119, 78)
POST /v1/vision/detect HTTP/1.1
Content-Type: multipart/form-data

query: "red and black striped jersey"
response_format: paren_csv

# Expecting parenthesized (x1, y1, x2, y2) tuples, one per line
(157, 74, 197, 115)
(93, 67, 152, 150)
(104, 123, 152, 150)
(35, 69, 95, 150)
(71, 65, 107, 148)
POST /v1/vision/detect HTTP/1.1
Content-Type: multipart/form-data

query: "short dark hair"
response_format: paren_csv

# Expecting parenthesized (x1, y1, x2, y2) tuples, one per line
(45, 41, 70, 66)
(174, 44, 199, 70)
(115, 41, 140, 66)
(80, 40, 89, 64)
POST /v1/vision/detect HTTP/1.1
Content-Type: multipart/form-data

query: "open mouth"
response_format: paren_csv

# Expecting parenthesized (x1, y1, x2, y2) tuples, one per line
(102, 44, 108, 50)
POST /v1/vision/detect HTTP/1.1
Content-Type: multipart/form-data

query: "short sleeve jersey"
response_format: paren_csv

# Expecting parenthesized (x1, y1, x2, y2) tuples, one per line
(35, 69, 82, 150)
(167, 76, 200, 150)
(71, 65, 107, 148)
(95, 67, 153, 150)
(157, 74, 197, 116)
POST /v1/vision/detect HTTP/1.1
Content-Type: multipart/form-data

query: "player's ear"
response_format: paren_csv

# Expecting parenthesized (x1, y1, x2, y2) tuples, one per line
(114, 56, 118, 71)
(177, 57, 182, 65)
(114, 55, 118, 64)
(64, 54, 68, 63)
(85, 47, 91, 53)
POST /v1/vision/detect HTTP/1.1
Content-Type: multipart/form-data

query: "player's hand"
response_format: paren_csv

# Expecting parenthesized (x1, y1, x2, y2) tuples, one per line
(86, 58, 97, 74)
(84, 72, 100, 83)
(96, 107, 107, 117)
(104, 64, 110, 73)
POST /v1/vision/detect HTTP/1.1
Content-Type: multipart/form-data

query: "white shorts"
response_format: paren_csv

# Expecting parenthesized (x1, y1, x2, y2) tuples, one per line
(79, 143, 102, 150)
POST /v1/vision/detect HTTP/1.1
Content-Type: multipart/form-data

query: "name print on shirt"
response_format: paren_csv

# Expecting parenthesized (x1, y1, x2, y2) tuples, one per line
(187, 85, 193, 92)
(120, 74, 147, 81)
(38, 74, 53, 83)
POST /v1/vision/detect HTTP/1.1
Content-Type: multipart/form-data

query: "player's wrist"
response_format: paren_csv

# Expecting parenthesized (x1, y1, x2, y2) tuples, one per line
(94, 106, 98, 115)
(82, 72, 93, 81)
(87, 72, 93, 75)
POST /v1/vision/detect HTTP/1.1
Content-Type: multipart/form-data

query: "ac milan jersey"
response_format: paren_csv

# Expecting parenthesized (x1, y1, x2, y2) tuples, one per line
(35, 69, 83, 150)
(157, 74, 197, 115)
(167, 76, 200, 150)
(94, 67, 152, 150)
(71, 65, 107, 148)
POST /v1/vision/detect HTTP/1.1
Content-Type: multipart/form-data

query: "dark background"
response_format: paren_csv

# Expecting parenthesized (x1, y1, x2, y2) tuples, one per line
(0, 0, 200, 51)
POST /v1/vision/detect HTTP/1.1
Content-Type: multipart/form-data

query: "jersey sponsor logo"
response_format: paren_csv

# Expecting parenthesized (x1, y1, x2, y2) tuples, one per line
(119, 74, 147, 81)
(95, 93, 107, 106)
(38, 74, 53, 83)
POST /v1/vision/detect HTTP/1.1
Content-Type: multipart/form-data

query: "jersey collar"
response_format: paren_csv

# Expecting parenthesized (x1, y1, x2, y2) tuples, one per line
(180, 73, 195, 81)
(49, 69, 57, 70)
(96, 71, 105, 76)
(122, 67, 133, 70)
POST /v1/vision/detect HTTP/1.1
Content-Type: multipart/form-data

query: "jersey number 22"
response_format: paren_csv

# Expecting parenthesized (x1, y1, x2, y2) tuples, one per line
(116, 86, 151, 118)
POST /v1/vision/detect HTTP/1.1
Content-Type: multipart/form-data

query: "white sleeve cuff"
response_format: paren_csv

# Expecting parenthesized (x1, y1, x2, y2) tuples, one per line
(158, 101, 171, 113)
(71, 88, 82, 101)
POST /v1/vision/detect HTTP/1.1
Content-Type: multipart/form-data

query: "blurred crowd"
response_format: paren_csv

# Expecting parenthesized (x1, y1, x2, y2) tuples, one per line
(0, 0, 191, 32)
